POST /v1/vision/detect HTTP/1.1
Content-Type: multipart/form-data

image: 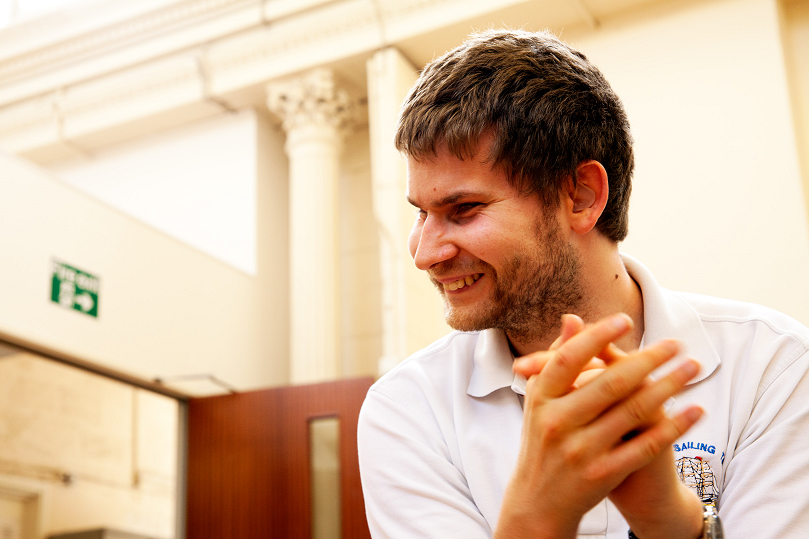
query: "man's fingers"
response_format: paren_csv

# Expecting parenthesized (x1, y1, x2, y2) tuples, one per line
(514, 314, 593, 378)
(559, 339, 681, 426)
(598, 342, 628, 365)
(594, 357, 700, 443)
(513, 354, 551, 377)
(607, 405, 704, 474)
(572, 368, 605, 388)
(537, 314, 633, 398)
(552, 314, 585, 350)
(514, 356, 606, 379)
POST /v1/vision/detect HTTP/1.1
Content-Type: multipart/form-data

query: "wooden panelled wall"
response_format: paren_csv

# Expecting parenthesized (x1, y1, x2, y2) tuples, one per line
(187, 378, 374, 539)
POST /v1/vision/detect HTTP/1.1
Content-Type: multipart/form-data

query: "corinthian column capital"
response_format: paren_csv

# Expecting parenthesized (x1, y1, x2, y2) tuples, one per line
(266, 68, 356, 136)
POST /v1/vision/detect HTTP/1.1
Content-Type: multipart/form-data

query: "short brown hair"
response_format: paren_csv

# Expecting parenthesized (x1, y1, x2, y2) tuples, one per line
(395, 29, 634, 242)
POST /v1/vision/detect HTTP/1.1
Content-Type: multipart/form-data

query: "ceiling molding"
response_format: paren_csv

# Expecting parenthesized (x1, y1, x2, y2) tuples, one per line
(0, 0, 262, 107)
(0, 0, 249, 82)
(0, 0, 653, 161)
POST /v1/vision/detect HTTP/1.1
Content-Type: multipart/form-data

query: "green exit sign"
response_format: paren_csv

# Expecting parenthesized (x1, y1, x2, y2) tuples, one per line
(51, 260, 100, 318)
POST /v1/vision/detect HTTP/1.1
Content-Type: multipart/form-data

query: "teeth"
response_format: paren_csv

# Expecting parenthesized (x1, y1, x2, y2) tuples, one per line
(444, 273, 481, 291)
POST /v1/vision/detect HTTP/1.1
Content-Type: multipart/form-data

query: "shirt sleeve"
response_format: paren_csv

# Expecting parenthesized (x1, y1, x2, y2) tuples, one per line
(357, 387, 494, 539)
(719, 349, 809, 537)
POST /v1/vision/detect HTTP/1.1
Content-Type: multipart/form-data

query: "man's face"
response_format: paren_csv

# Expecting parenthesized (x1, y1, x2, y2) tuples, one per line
(406, 144, 584, 344)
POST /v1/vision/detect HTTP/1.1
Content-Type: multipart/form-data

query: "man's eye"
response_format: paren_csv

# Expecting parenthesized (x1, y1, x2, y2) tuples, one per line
(454, 203, 480, 217)
(414, 208, 427, 219)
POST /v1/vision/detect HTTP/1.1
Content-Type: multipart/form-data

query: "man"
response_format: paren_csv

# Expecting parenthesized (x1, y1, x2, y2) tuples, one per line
(357, 29, 809, 538)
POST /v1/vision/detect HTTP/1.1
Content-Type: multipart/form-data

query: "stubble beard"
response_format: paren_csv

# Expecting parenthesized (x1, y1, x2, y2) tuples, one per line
(434, 217, 584, 344)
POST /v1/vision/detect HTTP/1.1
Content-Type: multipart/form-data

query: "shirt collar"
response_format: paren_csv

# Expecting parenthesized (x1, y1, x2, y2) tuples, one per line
(468, 328, 526, 397)
(622, 253, 720, 384)
(467, 254, 721, 398)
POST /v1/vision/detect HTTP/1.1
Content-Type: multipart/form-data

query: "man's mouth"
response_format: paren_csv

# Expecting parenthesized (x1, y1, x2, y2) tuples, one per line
(443, 273, 482, 291)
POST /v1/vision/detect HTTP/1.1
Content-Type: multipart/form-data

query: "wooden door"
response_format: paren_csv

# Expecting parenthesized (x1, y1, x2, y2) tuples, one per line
(186, 378, 374, 539)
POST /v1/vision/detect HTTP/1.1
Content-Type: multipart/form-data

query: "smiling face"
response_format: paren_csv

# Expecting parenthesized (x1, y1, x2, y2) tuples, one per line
(406, 144, 584, 345)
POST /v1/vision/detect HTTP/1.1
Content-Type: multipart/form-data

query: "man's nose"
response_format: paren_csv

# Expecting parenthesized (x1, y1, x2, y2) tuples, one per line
(409, 216, 460, 271)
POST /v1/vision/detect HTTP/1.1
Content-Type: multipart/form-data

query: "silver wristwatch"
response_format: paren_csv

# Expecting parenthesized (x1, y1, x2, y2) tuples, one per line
(701, 504, 724, 539)
(627, 504, 724, 539)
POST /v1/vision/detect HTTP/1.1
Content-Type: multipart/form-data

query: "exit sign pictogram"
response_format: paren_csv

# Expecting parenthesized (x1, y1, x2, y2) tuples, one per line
(51, 260, 100, 318)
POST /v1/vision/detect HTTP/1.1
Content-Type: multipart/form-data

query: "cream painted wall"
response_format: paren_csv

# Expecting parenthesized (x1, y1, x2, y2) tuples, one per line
(49, 110, 258, 276)
(562, 0, 809, 325)
(0, 99, 374, 389)
(0, 353, 177, 538)
(0, 110, 290, 394)
(0, 109, 288, 539)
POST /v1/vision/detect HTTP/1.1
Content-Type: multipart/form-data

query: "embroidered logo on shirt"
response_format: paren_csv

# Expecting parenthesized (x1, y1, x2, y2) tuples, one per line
(673, 441, 716, 454)
(676, 456, 719, 505)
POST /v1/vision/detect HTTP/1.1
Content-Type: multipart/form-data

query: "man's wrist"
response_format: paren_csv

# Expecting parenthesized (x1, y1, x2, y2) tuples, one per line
(495, 482, 582, 539)
(622, 483, 704, 539)
(628, 504, 724, 539)
(495, 508, 579, 539)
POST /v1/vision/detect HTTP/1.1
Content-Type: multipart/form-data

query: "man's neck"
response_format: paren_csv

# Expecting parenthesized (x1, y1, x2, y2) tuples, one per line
(508, 249, 644, 357)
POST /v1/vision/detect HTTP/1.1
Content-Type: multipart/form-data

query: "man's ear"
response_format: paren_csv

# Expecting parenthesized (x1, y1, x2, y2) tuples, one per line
(564, 160, 609, 235)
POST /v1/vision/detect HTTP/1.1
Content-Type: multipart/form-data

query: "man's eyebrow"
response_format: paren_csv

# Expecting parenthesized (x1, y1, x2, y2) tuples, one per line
(407, 191, 480, 208)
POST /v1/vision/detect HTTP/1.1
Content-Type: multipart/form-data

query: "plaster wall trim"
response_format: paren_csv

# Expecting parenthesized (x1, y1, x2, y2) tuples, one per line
(207, 0, 383, 96)
(0, 0, 263, 107)
(0, 0, 249, 82)
(0, 474, 48, 539)
(0, 54, 205, 154)
(0, 459, 68, 485)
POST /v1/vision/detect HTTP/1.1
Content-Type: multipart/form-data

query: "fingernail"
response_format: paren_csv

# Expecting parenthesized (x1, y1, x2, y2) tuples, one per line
(685, 406, 704, 422)
(681, 359, 699, 377)
(659, 339, 680, 355)
(609, 314, 630, 330)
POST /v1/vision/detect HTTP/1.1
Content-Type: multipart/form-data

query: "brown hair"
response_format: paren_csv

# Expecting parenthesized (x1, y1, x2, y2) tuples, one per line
(395, 29, 634, 242)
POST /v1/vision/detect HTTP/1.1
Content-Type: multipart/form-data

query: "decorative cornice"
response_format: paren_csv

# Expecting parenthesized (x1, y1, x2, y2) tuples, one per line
(207, 0, 379, 89)
(379, 0, 456, 19)
(0, 54, 201, 149)
(0, 0, 641, 160)
(0, 94, 53, 137)
(0, 0, 503, 158)
(0, 0, 248, 84)
(61, 56, 201, 118)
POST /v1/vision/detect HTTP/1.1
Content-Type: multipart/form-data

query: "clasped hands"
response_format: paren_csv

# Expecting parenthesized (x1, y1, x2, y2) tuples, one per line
(495, 313, 705, 539)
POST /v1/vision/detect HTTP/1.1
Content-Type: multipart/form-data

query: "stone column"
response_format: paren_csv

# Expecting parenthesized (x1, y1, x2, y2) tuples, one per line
(267, 69, 354, 384)
(366, 48, 450, 375)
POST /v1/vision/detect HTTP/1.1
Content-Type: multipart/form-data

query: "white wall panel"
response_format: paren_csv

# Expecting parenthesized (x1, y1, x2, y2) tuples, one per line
(50, 110, 258, 276)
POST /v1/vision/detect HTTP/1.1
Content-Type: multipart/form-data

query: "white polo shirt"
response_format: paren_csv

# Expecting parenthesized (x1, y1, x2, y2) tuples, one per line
(358, 255, 809, 538)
